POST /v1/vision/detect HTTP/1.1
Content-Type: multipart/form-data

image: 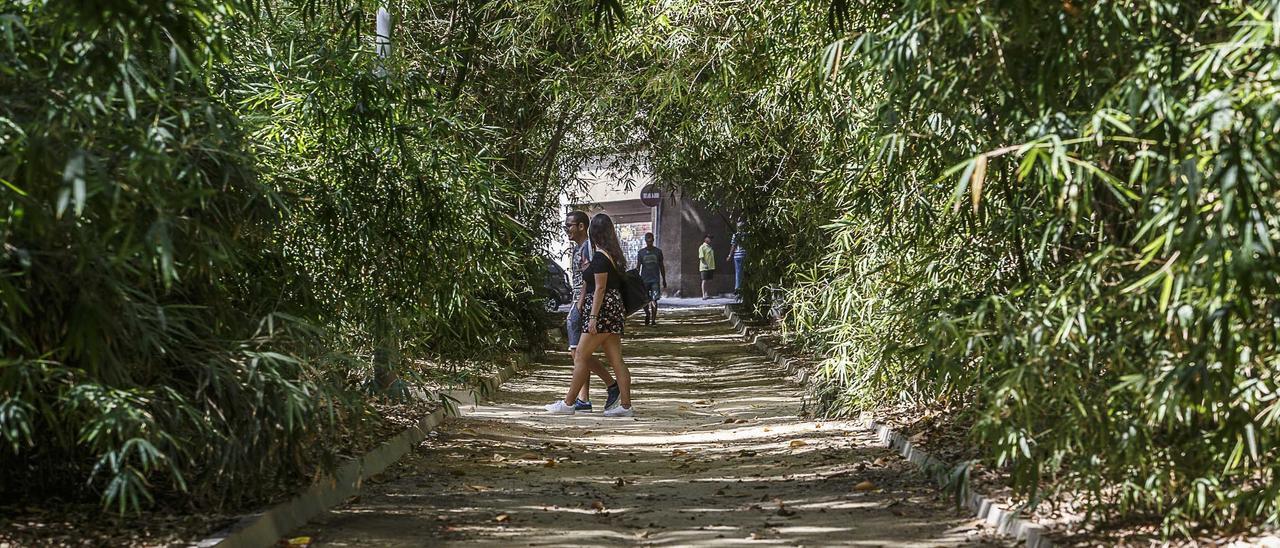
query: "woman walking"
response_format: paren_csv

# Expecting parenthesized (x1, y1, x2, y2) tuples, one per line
(545, 213, 634, 417)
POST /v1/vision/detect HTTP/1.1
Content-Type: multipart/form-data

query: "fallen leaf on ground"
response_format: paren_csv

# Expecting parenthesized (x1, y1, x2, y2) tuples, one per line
(592, 500, 606, 512)
(281, 537, 311, 547)
(854, 480, 877, 491)
(495, 514, 509, 522)
(789, 440, 807, 448)
(491, 453, 506, 462)
(671, 449, 687, 457)
(543, 459, 557, 468)
(464, 484, 491, 492)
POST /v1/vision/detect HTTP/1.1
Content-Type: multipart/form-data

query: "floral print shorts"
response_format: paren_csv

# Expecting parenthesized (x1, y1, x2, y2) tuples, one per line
(581, 289, 625, 335)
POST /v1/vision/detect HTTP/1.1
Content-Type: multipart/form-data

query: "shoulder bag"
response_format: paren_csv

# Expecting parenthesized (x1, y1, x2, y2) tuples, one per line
(600, 250, 647, 317)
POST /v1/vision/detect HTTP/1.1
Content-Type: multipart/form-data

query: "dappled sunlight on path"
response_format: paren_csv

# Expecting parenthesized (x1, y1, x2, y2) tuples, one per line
(301, 310, 1003, 546)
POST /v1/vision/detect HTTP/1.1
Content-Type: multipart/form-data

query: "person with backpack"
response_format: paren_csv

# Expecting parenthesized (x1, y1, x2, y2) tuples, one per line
(546, 213, 634, 417)
(562, 211, 619, 412)
(635, 232, 666, 325)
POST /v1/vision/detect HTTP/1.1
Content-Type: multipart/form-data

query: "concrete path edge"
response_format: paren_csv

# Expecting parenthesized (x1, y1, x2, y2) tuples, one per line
(721, 305, 1054, 548)
(195, 352, 539, 548)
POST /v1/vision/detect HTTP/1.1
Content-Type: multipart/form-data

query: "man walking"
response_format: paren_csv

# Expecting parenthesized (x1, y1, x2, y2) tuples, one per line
(726, 221, 747, 295)
(698, 233, 715, 299)
(636, 232, 666, 325)
(563, 211, 619, 411)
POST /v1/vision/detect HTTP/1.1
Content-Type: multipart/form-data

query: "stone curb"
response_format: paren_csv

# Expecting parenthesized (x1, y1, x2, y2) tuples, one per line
(721, 305, 1053, 548)
(196, 352, 538, 548)
(723, 306, 810, 384)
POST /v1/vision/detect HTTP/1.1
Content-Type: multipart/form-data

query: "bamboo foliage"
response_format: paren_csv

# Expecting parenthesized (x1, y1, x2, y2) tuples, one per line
(621, 0, 1280, 533)
(6, 0, 1280, 534)
(0, 0, 617, 512)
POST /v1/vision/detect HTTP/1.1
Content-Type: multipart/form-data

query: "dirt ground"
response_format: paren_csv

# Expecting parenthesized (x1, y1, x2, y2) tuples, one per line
(297, 309, 1007, 547)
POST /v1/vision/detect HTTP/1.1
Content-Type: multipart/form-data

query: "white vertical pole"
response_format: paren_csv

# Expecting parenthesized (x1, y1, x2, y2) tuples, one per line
(375, 7, 391, 58)
(372, 5, 393, 389)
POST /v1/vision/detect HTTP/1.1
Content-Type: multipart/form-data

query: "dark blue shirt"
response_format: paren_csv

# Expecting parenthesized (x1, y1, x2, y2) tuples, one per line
(637, 246, 664, 283)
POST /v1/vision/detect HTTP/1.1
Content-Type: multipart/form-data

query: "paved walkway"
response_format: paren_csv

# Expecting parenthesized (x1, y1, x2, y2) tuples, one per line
(555, 295, 740, 313)
(301, 309, 1003, 546)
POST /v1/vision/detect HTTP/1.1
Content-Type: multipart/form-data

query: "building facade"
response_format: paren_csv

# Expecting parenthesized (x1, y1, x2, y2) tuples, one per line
(566, 161, 735, 298)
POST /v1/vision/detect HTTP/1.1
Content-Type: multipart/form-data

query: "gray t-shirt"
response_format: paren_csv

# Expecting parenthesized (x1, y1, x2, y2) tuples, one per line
(636, 246, 664, 283)
(569, 239, 592, 296)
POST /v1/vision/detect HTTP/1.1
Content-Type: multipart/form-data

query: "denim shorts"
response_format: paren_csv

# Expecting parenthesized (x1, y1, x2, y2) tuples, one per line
(566, 304, 583, 349)
(645, 280, 661, 302)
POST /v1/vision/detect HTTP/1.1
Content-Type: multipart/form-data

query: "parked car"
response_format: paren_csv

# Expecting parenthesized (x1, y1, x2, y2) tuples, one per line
(543, 258, 573, 311)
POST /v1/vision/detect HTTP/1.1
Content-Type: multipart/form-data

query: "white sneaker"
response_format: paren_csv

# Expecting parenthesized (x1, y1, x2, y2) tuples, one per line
(603, 405, 634, 417)
(544, 400, 576, 415)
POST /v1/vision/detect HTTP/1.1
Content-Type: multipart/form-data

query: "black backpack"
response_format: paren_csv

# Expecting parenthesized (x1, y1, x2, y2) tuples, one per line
(620, 268, 647, 316)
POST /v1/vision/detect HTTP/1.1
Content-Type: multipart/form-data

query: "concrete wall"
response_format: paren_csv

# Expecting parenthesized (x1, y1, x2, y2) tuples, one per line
(563, 149, 739, 298)
(656, 194, 734, 298)
(577, 199, 650, 226)
(567, 193, 734, 298)
(573, 199, 652, 272)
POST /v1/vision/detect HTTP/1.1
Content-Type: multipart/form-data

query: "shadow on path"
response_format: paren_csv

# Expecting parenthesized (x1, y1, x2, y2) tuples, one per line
(301, 309, 1004, 547)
